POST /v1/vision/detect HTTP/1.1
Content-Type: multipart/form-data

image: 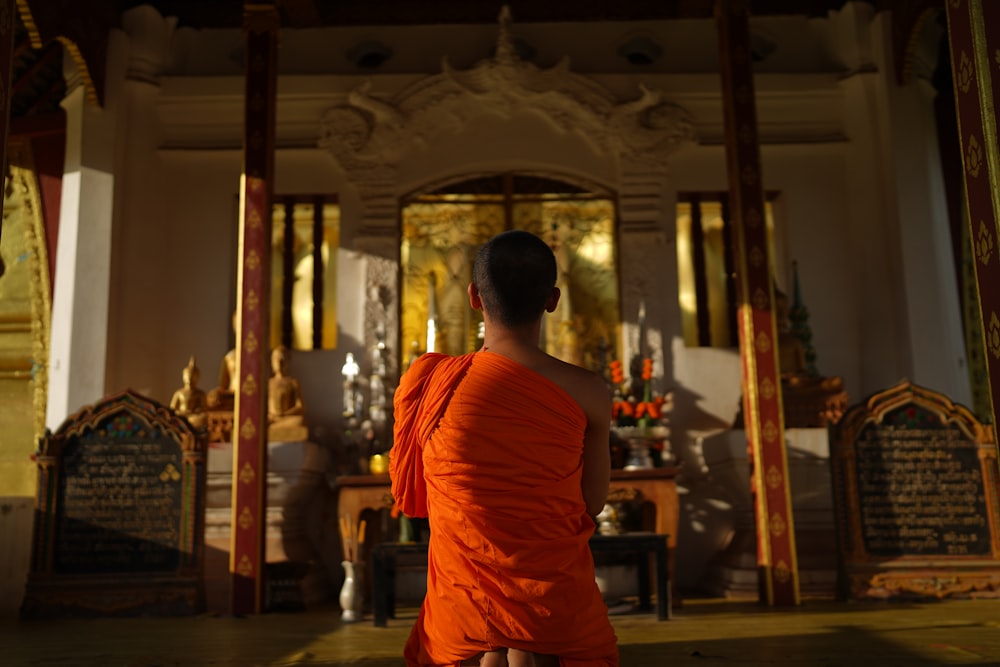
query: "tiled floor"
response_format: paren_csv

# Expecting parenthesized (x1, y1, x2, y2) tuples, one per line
(3, 597, 1000, 666)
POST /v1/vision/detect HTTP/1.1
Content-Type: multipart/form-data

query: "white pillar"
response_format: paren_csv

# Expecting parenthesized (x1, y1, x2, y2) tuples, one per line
(890, 75, 970, 406)
(617, 164, 672, 387)
(46, 39, 124, 430)
(835, 5, 969, 403)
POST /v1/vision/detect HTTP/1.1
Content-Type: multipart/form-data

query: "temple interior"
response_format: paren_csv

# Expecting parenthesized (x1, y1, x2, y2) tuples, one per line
(2, 0, 999, 634)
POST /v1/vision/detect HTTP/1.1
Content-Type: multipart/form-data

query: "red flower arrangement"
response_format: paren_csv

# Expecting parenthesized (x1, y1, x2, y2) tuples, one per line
(608, 356, 673, 468)
(609, 358, 670, 430)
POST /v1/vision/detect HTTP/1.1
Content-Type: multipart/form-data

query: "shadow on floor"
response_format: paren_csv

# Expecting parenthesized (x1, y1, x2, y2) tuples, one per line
(5, 598, 1000, 666)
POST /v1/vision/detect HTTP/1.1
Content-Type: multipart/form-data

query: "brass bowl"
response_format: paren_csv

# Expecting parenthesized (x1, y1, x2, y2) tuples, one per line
(369, 453, 389, 475)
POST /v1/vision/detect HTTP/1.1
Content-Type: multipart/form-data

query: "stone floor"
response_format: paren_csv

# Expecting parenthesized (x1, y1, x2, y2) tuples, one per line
(3, 597, 1000, 666)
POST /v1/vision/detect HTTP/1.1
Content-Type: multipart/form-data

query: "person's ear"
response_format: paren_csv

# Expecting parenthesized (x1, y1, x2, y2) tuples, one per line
(544, 286, 561, 313)
(468, 282, 483, 310)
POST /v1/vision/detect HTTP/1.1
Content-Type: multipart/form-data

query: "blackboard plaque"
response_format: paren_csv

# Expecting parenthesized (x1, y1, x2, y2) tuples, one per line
(54, 437, 185, 574)
(831, 381, 1000, 600)
(21, 390, 207, 618)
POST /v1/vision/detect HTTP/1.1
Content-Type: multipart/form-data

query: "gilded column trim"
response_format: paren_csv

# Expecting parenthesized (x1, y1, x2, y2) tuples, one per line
(9, 144, 53, 445)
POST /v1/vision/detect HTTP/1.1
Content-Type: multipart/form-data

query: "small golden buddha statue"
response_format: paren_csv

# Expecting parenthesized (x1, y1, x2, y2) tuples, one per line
(170, 356, 208, 428)
(268, 345, 308, 441)
(206, 313, 239, 410)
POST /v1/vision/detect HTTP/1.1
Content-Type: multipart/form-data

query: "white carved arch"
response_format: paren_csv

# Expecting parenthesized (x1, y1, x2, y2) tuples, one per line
(318, 6, 698, 192)
(319, 7, 696, 376)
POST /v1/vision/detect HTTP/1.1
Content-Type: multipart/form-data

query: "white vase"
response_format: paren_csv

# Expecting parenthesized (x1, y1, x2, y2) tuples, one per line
(340, 560, 365, 622)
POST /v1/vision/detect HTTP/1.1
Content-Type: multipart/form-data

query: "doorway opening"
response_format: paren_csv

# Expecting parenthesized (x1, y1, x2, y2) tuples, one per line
(400, 171, 621, 374)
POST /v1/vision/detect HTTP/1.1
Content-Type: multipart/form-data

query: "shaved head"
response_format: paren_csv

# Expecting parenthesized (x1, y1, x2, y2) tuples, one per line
(472, 230, 557, 327)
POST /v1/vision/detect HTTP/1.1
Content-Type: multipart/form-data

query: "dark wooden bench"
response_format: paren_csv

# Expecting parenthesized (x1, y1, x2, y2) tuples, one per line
(370, 532, 670, 627)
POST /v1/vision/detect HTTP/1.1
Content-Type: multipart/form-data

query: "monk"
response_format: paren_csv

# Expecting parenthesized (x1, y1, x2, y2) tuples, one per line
(391, 230, 618, 667)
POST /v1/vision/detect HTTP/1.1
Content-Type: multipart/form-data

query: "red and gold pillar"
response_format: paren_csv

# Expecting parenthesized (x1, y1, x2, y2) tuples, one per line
(714, 0, 799, 606)
(231, 2, 278, 615)
(945, 2, 1000, 434)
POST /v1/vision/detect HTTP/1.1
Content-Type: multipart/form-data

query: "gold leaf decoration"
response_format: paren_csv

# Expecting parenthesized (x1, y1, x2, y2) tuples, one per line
(237, 554, 254, 577)
(761, 376, 775, 400)
(766, 465, 783, 489)
(976, 221, 994, 265)
(240, 461, 256, 485)
(762, 420, 778, 443)
(240, 418, 257, 441)
(769, 512, 787, 537)
(957, 51, 973, 94)
(248, 207, 263, 230)
(752, 287, 769, 311)
(755, 331, 771, 354)
(245, 331, 259, 354)
(966, 134, 983, 178)
(242, 373, 257, 397)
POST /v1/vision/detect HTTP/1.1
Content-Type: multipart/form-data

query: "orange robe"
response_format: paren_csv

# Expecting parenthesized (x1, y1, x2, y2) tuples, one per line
(391, 351, 619, 667)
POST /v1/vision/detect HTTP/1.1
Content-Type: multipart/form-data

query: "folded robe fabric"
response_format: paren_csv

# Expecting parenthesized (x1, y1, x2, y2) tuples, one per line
(391, 351, 619, 667)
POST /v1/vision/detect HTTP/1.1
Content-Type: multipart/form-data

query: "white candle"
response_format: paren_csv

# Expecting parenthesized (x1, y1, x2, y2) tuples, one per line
(342, 352, 359, 381)
(426, 272, 438, 353)
(637, 299, 647, 359)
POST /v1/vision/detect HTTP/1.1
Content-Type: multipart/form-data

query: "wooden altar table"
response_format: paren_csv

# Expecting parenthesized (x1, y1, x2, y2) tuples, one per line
(335, 469, 678, 536)
(335, 467, 680, 592)
(609, 467, 680, 592)
(335, 473, 395, 536)
(371, 532, 671, 627)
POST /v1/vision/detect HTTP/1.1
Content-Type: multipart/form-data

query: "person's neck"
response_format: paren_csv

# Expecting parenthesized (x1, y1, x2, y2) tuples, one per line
(481, 324, 543, 355)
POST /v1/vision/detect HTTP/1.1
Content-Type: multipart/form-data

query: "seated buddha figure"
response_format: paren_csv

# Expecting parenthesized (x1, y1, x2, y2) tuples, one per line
(206, 313, 239, 410)
(268, 345, 309, 441)
(170, 356, 208, 428)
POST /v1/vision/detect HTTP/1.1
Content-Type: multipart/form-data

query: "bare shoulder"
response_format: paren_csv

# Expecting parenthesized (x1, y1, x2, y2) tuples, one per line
(539, 355, 610, 419)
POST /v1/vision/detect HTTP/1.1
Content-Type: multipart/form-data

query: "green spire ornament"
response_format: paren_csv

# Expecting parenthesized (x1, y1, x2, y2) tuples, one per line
(788, 261, 819, 377)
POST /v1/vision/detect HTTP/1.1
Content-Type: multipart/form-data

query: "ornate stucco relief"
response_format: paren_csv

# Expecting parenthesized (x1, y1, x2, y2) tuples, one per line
(319, 7, 697, 372)
(319, 7, 698, 188)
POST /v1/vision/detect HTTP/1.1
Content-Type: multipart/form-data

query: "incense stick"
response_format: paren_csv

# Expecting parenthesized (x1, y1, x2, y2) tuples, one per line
(340, 515, 368, 562)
